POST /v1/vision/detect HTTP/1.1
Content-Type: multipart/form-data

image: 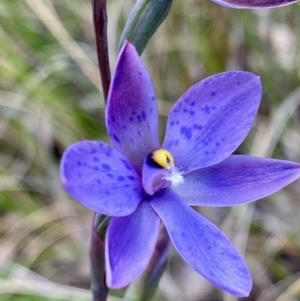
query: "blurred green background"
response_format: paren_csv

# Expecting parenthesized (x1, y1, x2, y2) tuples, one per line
(1, 0, 300, 300)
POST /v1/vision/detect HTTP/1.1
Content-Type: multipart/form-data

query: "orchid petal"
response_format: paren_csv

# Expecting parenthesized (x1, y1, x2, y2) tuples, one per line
(106, 201, 160, 288)
(150, 189, 252, 297)
(172, 155, 300, 206)
(106, 42, 159, 170)
(60, 141, 143, 216)
(162, 71, 262, 173)
(211, 0, 298, 8)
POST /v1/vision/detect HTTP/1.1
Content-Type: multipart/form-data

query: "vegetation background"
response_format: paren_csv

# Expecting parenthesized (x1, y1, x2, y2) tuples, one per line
(1, 0, 300, 300)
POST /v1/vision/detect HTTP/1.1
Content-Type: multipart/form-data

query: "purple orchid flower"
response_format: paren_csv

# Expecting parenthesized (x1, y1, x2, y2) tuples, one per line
(60, 43, 300, 297)
(212, 0, 299, 8)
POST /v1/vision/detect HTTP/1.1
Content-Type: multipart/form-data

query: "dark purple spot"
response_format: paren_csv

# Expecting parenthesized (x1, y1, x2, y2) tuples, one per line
(215, 142, 220, 147)
(123, 125, 127, 129)
(189, 110, 195, 116)
(180, 126, 192, 140)
(102, 163, 111, 171)
(90, 148, 97, 154)
(118, 176, 125, 182)
(168, 139, 180, 148)
(141, 110, 146, 120)
(137, 130, 141, 137)
(193, 124, 203, 130)
(138, 71, 142, 75)
(132, 111, 136, 115)
(93, 157, 99, 162)
(151, 96, 155, 101)
(107, 173, 114, 178)
(211, 91, 216, 96)
(174, 139, 180, 146)
(170, 121, 175, 127)
(237, 266, 248, 275)
(127, 175, 135, 181)
(130, 117, 133, 122)
(202, 105, 211, 114)
(113, 134, 120, 143)
(121, 159, 132, 170)
(77, 161, 82, 166)
(175, 120, 180, 125)
(190, 101, 195, 106)
(230, 253, 241, 261)
(97, 179, 102, 185)
(137, 115, 142, 123)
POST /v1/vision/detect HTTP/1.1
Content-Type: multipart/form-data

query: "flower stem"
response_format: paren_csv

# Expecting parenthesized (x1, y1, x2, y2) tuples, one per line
(122, 225, 170, 301)
(92, 0, 111, 103)
(90, 214, 109, 301)
(90, 1, 110, 300)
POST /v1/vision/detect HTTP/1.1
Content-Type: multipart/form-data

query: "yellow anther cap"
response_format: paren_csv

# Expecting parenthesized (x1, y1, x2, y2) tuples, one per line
(146, 149, 174, 169)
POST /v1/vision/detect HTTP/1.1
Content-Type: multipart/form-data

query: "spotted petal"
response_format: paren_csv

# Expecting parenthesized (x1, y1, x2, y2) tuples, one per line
(106, 201, 160, 288)
(106, 42, 159, 170)
(211, 0, 298, 8)
(60, 141, 143, 216)
(163, 71, 262, 173)
(172, 155, 300, 206)
(150, 189, 252, 297)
